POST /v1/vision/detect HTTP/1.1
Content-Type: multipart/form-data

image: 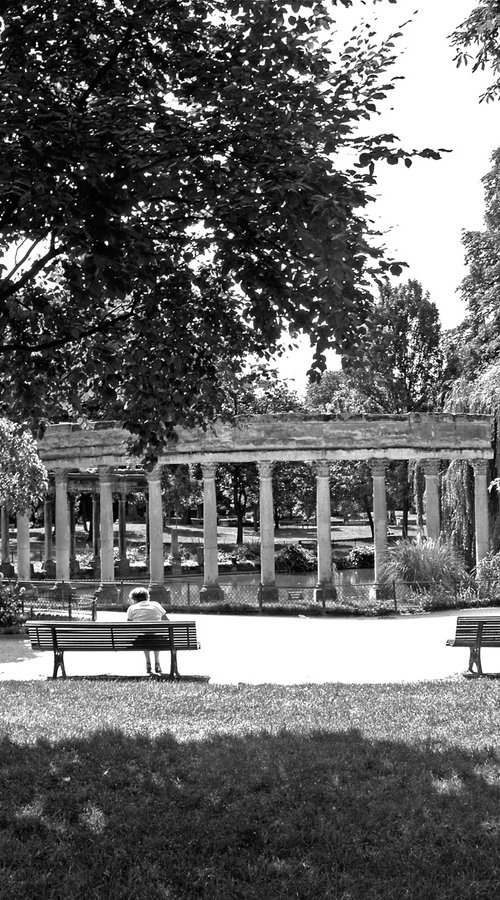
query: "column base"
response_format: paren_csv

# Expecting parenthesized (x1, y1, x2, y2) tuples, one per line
(42, 559, 56, 579)
(148, 583, 171, 605)
(314, 583, 337, 604)
(259, 583, 279, 603)
(116, 558, 131, 577)
(369, 583, 395, 603)
(49, 581, 77, 602)
(199, 584, 224, 603)
(94, 582, 120, 605)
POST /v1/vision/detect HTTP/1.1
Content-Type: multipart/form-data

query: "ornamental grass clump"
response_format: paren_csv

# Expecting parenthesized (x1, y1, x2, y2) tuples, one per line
(475, 551, 500, 600)
(379, 537, 466, 595)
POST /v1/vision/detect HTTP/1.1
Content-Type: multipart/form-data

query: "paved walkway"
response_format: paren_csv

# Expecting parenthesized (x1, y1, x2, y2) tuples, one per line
(2, 608, 500, 684)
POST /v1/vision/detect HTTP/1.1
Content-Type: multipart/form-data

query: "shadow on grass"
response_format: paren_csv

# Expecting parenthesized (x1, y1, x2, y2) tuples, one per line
(1, 726, 500, 899)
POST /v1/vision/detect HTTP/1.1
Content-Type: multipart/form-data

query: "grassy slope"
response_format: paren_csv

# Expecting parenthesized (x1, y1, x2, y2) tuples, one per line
(1, 680, 500, 899)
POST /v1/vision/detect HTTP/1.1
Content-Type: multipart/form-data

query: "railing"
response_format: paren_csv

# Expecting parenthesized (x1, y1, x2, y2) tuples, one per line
(7, 576, 463, 619)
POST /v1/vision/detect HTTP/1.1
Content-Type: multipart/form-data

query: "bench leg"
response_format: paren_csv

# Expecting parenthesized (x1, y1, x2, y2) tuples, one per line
(53, 650, 67, 679)
(170, 648, 180, 680)
(468, 645, 483, 676)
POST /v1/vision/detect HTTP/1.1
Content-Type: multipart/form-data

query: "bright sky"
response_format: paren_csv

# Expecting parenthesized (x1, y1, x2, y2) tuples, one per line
(277, 0, 499, 394)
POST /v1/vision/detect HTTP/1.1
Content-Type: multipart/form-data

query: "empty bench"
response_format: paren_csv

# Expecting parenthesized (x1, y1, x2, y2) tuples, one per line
(446, 616, 500, 676)
(27, 620, 200, 680)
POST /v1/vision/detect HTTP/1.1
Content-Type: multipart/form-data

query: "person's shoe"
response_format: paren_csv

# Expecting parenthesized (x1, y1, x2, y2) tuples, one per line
(146, 664, 152, 675)
(155, 666, 162, 676)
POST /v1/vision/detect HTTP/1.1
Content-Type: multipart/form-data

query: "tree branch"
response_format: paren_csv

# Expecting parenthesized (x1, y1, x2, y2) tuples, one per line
(0, 243, 63, 302)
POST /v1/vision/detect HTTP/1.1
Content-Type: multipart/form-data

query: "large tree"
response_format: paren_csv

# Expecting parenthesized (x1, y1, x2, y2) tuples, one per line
(453, 149, 500, 378)
(342, 279, 444, 535)
(342, 279, 444, 414)
(0, 0, 441, 456)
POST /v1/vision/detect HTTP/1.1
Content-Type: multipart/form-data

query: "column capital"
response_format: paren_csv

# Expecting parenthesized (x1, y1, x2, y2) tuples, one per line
(98, 466, 113, 482)
(370, 458, 390, 477)
(421, 459, 441, 477)
(472, 459, 490, 477)
(202, 462, 217, 480)
(258, 461, 274, 479)
(53, 467, 70, 485)
(146, 464, 162, 482)
(315, 459, 330, 479)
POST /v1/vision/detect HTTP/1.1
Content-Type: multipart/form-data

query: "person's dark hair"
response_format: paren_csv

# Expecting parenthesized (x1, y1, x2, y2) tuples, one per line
(129, 587, 150, 604)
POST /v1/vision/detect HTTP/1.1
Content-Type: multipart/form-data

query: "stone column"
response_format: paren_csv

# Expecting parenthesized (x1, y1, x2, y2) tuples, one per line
(92, 491, 100, 576)
(43, 496, 53, 561)
(371, 459, 389, 583)
(42, 494, 56, 578)
(68, 491, 80, 576)
(16, 510, 31, 583)
(472, 459, 490, 564)
(259, 461, 278, 603)
(145, 494, 150, 566)
(422, 459, 441, 540)
(95, 467, 119, 604)
(200, 463, 224, 603)
(314, 460, 337, 604)
(54, 469, 70, 582)
(1, 505, 14, 577)
(147, 467, 170, 604)
(117, 489, 131, 577)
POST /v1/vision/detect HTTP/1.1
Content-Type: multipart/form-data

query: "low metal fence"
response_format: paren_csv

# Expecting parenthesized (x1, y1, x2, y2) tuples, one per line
(5, 576, 461, 619)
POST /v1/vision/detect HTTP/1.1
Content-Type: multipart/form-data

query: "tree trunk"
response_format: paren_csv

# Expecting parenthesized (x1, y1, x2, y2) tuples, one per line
(233, 470, 246, 545)
(363, 495, 374, 539)
(413, 462, 425, 532)
(398, 460, 410, 539)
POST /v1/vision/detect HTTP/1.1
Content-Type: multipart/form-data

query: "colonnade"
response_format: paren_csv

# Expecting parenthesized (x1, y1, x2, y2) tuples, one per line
(1, 457, 492, 596)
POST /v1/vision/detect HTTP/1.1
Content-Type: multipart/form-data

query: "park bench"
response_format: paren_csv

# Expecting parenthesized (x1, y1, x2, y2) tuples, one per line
(26, 620, 200, 680)
(446, 616, 500, 676)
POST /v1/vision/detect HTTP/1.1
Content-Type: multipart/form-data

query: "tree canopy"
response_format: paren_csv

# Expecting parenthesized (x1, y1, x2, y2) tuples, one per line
(0, 0, 442, 456)
(342, 279, 444, 413)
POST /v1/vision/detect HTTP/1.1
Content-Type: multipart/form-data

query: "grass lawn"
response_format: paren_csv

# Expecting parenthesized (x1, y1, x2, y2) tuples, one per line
(1, 679, 500, 899)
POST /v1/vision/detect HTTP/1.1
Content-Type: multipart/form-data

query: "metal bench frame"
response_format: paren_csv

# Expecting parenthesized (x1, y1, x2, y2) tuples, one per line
(446, 616, 500, 676)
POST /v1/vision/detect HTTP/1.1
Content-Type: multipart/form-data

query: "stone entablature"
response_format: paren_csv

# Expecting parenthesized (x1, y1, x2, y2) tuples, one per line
(39, 413, 494, 468)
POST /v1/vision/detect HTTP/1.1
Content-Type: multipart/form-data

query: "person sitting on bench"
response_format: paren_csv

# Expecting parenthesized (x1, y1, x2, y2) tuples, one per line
(126, 587, 168, 675)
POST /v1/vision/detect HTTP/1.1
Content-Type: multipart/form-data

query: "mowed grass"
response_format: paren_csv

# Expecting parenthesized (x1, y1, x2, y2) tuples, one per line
(1, 680, 500, 899)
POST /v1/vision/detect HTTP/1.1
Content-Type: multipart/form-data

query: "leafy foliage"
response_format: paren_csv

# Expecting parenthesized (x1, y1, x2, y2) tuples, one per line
(451, 0, 500, 102)
(0, 582, 26, 629)
(0, 418, 47, 512)
(336, 546, 374, 569)
(342, 279, 444, 414)
(0, 0, 442, 455)
(275, 543, 316, 573)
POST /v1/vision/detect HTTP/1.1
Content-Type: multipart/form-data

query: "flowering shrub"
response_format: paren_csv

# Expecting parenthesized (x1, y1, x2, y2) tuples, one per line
(0, 583, 26, 629)
(336, 547, 375, 570)
(275, 544, 316, 573)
